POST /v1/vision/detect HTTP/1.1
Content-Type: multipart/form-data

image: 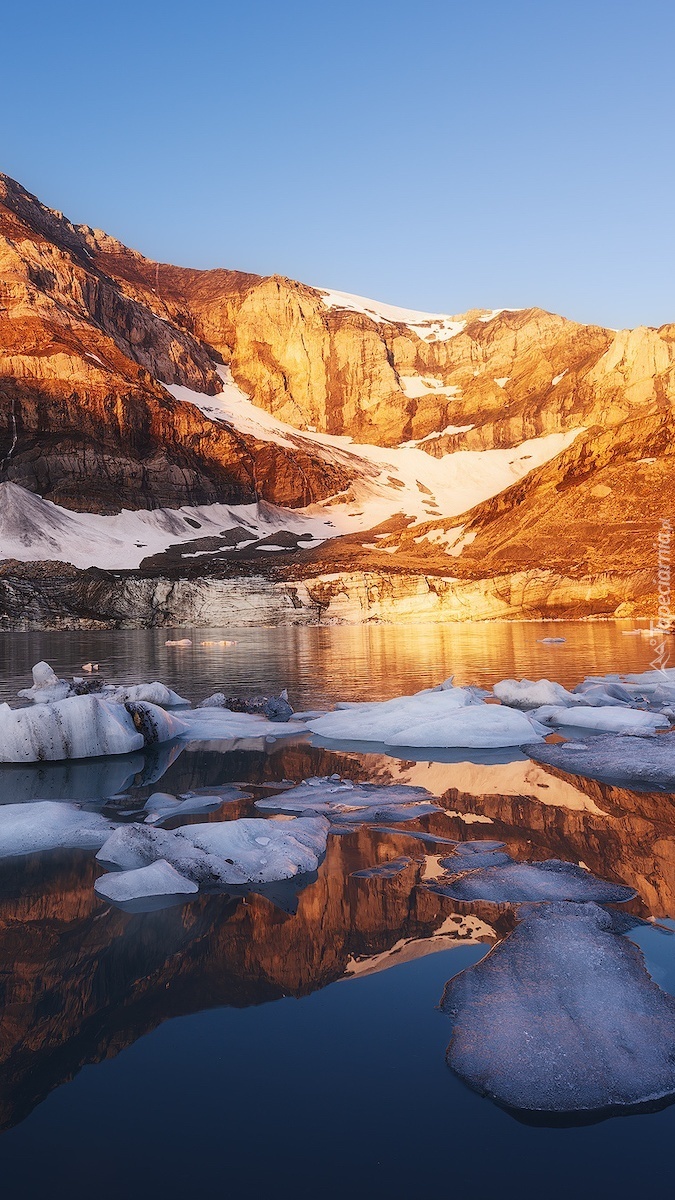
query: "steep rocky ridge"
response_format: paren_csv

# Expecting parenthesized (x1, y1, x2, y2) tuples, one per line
(0, 170, 673, 625)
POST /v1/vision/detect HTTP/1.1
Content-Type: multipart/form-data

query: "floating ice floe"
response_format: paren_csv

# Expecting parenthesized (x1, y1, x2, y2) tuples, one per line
(18, 661, 73, 704)
(307, 688, 546, 748)
(493, 678, 583, 709)
(94, 859, 198, 904)
(442, 901, 675, 1115)
(178, 707, 307, 742)
(525, 732, 675, 790)
(530, 705, 669, 734)
(96, 815, 329, 887)
(0, 801, 114, 858)
(142, 786, 249, 825)
(255, 777, 441, 823)
(429, 842, 634, 903)
(0, 695, 187, 763)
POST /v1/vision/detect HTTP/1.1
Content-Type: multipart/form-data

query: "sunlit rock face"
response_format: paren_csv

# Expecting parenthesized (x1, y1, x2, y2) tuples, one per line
(1, 169, 674, 625)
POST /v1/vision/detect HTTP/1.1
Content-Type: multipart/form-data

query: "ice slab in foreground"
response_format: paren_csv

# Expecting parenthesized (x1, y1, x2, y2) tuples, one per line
(94, 859, 198, 904)
(442, 901, 675, 1116)
(307, 690, 545, 748)
(0, 801, 114, 858)
(96, 815, 329, 887)
(525, 733, 675, 790)
(0, 696, 188, 763)
(255, 777, 440, 823)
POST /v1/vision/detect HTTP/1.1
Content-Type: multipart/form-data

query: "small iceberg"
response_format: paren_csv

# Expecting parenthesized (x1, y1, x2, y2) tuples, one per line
(94, 859, 198, 905)
(429, 843, 634, 904)
(531, 705, 669, 734)
(0, 695, 187, 763)
(142, 786, 250, 825)
(0, 801, 114, 858)
(255, 777, 441, 823)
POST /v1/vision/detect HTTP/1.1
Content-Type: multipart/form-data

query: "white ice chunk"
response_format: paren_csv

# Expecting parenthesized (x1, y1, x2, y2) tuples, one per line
(493, 678, 583, 709)
(94, 859, 198, 903)
(106, 682, 189, 708)
(531, 705, 669, 734)
(96, 816, 329, 886)
(308, 688, 544, 748)
(18, 660, 71, 704)
(0, 801, 113, 858)
(255, 778, 440, 823)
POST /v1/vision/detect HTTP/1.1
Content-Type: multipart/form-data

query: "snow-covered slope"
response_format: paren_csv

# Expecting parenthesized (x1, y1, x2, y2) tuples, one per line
(0, 363, 583, 571)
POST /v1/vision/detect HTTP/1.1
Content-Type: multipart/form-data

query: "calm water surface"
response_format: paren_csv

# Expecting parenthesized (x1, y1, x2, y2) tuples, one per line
(0, 622, 673, 1200)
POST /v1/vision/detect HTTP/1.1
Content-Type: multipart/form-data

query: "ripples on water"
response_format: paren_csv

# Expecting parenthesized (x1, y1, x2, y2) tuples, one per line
(0, 622, 673, 1199)
(0, 619, 661, 706)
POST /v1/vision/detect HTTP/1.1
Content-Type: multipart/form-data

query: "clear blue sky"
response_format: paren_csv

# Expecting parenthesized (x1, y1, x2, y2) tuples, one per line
(3, 0, 674, 329)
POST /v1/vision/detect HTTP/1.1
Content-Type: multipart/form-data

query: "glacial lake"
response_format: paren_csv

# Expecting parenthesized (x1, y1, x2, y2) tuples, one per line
(0, 620, 674, 1199)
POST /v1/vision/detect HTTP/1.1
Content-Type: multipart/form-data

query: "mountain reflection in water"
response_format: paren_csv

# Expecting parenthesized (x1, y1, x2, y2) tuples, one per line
(0, 735, 674, 1136)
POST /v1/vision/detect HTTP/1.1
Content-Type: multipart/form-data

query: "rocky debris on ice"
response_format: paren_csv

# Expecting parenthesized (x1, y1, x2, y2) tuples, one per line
(199, 690, 294, 722)
(0, 801, 114, 858)
(142, 786, 250, 825)
(255, 777, 441, 823)
(525, 732, 675, 790)
(94, 858, 199, 904)
(307, 687, 546, 748)
(430, 843, 634, 904)
(96, 815, 329, 887)
(0, 695, 188, 762)
(442, 901, 675, 1115)
(530, 705, 669, 734)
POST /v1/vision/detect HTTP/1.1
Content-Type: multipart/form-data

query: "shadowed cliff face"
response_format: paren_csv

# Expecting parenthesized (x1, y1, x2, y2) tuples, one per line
(0, 739, 673, 1131)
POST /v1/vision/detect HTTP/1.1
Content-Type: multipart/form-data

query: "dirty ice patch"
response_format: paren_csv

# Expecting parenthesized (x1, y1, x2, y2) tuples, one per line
(0, 695, 187, 763)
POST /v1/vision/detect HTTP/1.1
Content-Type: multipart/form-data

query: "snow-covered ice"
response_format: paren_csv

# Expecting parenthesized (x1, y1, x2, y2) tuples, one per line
(493, 678, 583, 709)
(531, 705, 669, 734)
(94, 859, 199, 904)
(255, 778, 440, 823)
(96, 815, 330, 887)
(143, 786, 249, 825)
(307, 688, 546, 748)
(0, 801, 114, 858)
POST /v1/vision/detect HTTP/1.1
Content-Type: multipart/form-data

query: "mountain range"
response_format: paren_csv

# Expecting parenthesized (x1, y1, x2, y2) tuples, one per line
(0, 171, 672, 628)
